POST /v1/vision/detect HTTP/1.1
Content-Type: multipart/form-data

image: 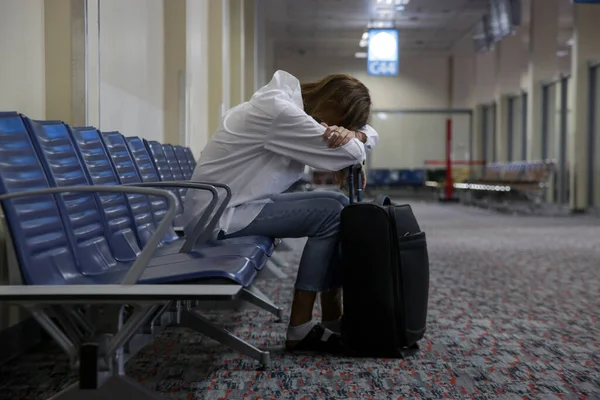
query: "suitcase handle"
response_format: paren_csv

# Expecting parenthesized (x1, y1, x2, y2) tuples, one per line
(348, 164, 363, 204)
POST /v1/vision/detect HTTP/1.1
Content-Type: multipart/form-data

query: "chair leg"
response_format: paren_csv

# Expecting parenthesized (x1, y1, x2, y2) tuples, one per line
(260, 259, 289, 280)
(178, 308, 270, 366)
(49, 306, 85, 346)
(239, 286, 284, 321)
(64, 306, 96, 337)
(49, 376, 166, 400)
(268, 252, 290, 270)
(275, 239, 294, 252)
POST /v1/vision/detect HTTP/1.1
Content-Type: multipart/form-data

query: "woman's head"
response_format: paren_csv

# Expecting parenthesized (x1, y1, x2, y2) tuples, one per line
(300, 74, 372, 131)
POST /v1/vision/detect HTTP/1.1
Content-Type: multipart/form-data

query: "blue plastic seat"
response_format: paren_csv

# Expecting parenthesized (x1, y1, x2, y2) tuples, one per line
(158, 143, 188, 199)
(0, 113, 258, 286)
(183, 146, 197, 170)
(102, 131, 183, 242)
(71, 126, 158, 247)
(68, 128, 273, 267)
(24, 119, 141, 264)
(31, 120, 263, 281)
(173, 145, 194, 180)
(0, 112, 83, 285)
(367, 169, 391, 186)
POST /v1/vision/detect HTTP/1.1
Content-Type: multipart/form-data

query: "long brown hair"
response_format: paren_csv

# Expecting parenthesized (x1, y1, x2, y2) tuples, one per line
(300, 74, 372, 131)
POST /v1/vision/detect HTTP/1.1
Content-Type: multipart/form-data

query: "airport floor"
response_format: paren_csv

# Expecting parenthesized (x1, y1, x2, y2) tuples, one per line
(1, 201, 599, 399)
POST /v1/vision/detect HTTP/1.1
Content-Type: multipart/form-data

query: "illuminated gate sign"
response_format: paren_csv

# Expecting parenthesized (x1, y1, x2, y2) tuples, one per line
(367, 29, 399, 76)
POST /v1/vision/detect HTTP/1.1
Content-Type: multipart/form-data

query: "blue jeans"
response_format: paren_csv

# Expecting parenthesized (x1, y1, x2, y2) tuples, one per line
(225, 191, 349, 292)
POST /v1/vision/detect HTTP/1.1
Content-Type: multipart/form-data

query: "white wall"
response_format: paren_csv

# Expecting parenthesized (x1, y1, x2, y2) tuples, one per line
(274, 54, 452, 170)
(99, 0, 165, 142)
(558, 53, 571, 75)
(472, 50, 497, 105)
(0, 0, 46, 332)
(496, 31, 527, 95)
(0, 0, 46, 118)
(453, 55, 476, 108)
(274, 55, 450, 110)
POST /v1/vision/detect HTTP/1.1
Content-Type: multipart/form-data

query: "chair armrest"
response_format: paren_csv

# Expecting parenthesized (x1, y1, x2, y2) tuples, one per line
(0, 185, 178, 285)
(126, 181, 233, 252)
(180, 181, 232, 252)
(125, 181, 220, 242)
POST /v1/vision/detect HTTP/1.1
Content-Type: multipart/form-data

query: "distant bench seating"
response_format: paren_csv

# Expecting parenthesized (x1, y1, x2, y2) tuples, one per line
(366, 169, 427, 187)
(309, 168, 427, 189)
(459, 160, 555, 203)
(469, 160, 554, 187)
(0, 112, 283, 398)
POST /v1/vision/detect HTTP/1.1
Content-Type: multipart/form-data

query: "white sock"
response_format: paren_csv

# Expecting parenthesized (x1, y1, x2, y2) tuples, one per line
(287, 320, 334, 342)
(321, 318, 342, 334)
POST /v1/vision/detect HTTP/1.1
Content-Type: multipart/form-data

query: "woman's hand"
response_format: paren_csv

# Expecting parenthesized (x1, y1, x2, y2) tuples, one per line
(321, 123, 367, 148)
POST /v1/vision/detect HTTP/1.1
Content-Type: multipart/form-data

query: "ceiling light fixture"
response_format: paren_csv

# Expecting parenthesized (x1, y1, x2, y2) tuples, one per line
(362, 32, 369, 40)
(376, 0, 408, 4)
(355, 52, 368, 58)
(368, 20, 394, 29)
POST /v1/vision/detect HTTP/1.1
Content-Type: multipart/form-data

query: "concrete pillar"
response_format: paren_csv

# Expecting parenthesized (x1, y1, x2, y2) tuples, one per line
(163, 0, 186, 145)
(568, 3, 600, 211)
(593, 66, 600, 208)
(265, 37, 276, 85)
(222, 0, 231, 113)
(494, 28, 527, 163)
(255, 0, 267, 89)
(229, 0, 245, 107)
(44, 0, 86, 126)
(472, 105, 485, 178)
(185, 0, 210, 156)
(207, 0, 229, 135)
(86, 0, 100, 128)
(0, 0, 47, 332)
(495, 95, 510, 162)
(243, 0, 256, 100)
(525, 0, 559, 161)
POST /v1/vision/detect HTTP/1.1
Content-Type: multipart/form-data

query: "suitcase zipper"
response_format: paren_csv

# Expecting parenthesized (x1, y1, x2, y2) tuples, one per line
(387, 206, 407, 349)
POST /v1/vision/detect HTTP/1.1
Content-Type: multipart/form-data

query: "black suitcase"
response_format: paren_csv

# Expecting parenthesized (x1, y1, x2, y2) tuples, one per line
(340, 165, 430, 358)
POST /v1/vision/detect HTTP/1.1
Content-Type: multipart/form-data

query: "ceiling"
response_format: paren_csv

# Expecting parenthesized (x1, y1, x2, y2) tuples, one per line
(264, 0, 575, 59)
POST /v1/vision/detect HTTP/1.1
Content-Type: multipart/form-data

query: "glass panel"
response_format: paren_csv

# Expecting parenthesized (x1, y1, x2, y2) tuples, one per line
(452, 114, 471, 165)
(521, 92, 528, 160)
(559, 78, 570, 205)
(544, 83, 558, 203)
(507, 97, 514, 162)
(512, 97, 523, 161)
(491, 103, 497, 162)
(369, 112, 471, 170)
(484, 105, 496, 163)
(549, 82, 560, 161)
(511, 96, 523, 161)
(593, 67, 600, 208)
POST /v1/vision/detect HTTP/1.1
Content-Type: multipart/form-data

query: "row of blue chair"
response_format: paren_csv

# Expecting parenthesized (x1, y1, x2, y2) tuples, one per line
(367, 168, 427, 187)
(0, 112, 281, 398)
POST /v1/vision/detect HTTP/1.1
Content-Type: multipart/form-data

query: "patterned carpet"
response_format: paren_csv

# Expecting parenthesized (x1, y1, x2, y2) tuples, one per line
(1, 201, 599, 399)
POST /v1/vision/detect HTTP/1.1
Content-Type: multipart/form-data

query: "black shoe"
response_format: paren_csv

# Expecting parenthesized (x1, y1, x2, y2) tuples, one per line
(285, 325, 344, 354)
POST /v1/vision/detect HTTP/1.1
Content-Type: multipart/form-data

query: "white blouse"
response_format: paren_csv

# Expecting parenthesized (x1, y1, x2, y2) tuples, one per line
(183, 70, 380, 237)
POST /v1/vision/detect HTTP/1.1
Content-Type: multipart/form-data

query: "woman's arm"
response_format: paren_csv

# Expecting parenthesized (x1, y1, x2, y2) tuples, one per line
(324, 124, 379, 151)
(264, 103, 366, 171)
(358, 124, 379, 151)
